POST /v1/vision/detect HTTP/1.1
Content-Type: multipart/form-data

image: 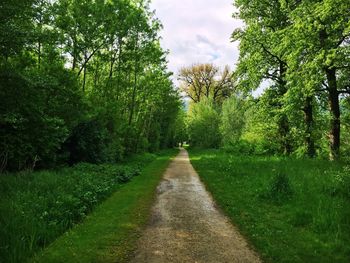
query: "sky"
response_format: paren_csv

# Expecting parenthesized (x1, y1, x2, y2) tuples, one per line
(150, 0, 244, 79)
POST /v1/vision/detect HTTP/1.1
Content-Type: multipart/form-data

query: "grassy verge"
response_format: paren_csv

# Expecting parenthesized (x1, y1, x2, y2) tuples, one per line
(189, 149, 350, 263)
(32, 149, 177, 263)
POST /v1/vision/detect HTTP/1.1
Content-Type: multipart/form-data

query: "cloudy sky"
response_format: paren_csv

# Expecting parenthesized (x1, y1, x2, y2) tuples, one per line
(150, 0, 244, 77)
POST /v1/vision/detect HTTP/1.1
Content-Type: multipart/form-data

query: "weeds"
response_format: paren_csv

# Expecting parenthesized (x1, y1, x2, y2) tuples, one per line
(333, 166, 350, 199)
(262, 171, 293, 203)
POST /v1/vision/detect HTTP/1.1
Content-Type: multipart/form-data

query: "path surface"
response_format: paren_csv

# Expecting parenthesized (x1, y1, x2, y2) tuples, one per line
(130, 149, 261, 263)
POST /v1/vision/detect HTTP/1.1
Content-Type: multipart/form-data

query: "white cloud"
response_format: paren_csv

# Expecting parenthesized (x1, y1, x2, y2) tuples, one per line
(150, 0, 243, 80)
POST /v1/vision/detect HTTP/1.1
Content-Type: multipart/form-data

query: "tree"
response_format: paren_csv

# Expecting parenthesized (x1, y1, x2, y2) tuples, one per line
(232, 0, 294, 155)
(0, 0, 35, 59)
(173, 108, 188, 147)
(0, 0, 181, 172)
(187, 98, 221, 148)
(282, 0, 350, 160)
(178, 63, 234, 104)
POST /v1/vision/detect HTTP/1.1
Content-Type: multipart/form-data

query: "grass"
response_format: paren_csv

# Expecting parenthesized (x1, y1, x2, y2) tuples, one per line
(32, 149, 177, 263)
(0, 149, 177, 263)
(189, 148, 350, 263)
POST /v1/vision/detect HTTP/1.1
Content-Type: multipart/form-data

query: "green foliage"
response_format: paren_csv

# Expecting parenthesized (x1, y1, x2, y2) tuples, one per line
(187, 98, 221, 148)
(240, 98, 281, 155)
(222, 140, 255, 155)
(0, 0, 180, 172)
(64, 118, 116, 164)
(0, 63, 85, 171)
(189, 149, 350, 262)
(0, 153, 155, 262)
(0, 0, 35, 58)
(233, 0, 350, 159)
(220, 96, 246, 146)
(173, 108, 188, 146)
(178, 64, 234, 104)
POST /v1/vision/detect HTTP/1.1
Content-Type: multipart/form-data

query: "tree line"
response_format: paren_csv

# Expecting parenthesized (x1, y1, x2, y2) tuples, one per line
(180, 0, 350, 160)
(0, 0, 181, 172)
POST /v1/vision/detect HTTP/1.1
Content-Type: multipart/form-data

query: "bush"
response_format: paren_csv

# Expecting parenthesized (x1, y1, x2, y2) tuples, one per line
(222, 140, 255, 155)
(64, 118, 122, 165)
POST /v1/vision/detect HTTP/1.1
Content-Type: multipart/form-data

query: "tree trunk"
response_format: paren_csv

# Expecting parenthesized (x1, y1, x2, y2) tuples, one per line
(72, 36, 77, 70)
(38, 41, 41, 69)
(93, 60, 99, 89)
(128, 34, 139, 126)
(82, 53, 87, 92)
(303, 96, 315, 157)
(278, 115, 292, 155)
(278, 62, 292, 155)
(115, 37, 123, 101)
(325, 68, 340, 160)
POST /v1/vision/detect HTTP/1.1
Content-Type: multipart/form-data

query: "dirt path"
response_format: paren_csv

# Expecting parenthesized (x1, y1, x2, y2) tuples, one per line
(130, 149, 261, 263)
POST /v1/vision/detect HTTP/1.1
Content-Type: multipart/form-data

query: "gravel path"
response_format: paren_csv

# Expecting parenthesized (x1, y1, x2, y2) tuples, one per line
(130, 148, 261, 263)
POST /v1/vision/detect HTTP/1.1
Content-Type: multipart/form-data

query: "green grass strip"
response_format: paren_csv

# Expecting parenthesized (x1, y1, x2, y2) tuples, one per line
(32, 149, 178, 263)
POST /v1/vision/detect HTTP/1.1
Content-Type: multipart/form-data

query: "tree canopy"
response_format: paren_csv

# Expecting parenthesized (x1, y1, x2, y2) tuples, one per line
(0, 0, 181, 172)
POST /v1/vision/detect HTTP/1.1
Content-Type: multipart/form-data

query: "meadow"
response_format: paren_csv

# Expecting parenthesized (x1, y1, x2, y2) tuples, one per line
(189, 149, 350, 263)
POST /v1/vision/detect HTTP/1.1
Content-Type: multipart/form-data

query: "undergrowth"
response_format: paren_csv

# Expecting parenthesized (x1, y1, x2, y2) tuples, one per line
(0, 153, 155, 263)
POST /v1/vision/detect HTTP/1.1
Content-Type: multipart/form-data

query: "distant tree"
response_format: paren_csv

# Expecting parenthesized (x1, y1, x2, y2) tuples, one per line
(173, 109, 188, 147)
(178, 63, 235, 104)
(187, 98, 221, 148)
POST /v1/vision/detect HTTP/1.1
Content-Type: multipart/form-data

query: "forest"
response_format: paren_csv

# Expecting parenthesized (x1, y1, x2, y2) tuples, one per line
(1, 0, 350, 262)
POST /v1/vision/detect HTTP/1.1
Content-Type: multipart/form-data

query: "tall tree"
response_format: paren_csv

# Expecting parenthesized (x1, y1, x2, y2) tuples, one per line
(233, 0, 294, 155)
(282, 0, 350, 160)
(178, 63, 234, 104)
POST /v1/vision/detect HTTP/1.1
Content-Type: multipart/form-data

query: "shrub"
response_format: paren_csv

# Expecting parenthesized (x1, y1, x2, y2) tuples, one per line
(64, 118, 117, 165)
(222, 140, 255, 155)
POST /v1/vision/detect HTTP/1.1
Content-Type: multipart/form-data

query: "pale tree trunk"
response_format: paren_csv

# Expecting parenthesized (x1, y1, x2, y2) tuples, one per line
(82, 53, 87, 92)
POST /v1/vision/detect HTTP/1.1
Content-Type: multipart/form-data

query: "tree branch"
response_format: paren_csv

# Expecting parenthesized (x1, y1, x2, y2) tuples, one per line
(77, 42, 106, 77)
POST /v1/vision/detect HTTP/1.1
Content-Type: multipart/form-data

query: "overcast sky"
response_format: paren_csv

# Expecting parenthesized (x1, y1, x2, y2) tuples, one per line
(150, 0, 243, 78)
